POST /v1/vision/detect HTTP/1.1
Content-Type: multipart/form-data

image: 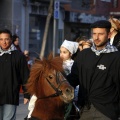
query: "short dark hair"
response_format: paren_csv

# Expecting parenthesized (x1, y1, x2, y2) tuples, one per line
(91, 20, 111, 33)
(75, 36, 88, 42)
(0, 29, 12, 39)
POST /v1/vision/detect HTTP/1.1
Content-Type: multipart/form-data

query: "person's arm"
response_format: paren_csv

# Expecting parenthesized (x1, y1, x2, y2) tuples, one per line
(24, 98, 29, 104)
(67, 60, 79, 88)
(20, 54, 30, 101)
(116, 58, 120, 100)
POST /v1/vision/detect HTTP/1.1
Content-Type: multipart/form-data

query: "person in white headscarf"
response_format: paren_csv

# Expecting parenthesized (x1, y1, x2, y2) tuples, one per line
(60, 39, 78, 75)
(60, 40, 80, 119)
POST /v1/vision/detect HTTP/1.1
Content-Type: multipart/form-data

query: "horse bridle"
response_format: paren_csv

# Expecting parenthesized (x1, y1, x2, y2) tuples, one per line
(38, 71, 67, 99)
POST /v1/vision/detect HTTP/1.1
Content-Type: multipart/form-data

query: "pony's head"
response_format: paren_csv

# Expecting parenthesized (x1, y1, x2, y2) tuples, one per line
(26, 53, 74, 103)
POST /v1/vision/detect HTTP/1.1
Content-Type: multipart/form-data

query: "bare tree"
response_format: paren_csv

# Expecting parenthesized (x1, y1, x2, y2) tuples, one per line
(39, 0, 54, 59)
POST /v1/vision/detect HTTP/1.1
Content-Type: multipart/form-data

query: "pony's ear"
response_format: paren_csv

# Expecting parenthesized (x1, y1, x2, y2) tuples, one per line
(48, 52, 54, 60)
(34, 58, 41, 63)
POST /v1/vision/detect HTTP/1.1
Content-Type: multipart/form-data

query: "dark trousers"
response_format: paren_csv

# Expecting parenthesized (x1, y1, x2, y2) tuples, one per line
(80, 104, 111, 120)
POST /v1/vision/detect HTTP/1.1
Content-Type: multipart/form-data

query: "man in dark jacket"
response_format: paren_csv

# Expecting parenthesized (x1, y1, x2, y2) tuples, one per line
(67, 20, 120, 120)
(0, 29, 30, 120)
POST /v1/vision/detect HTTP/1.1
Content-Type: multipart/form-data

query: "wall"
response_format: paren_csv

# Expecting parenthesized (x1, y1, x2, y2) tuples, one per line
(0, 0, 12, 30)
(109, 0, 120, 18)
(96, 0, 111, 16)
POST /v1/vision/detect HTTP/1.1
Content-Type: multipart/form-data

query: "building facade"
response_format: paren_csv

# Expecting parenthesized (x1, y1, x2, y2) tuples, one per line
(0, 0, 119, 58)
(109, 0, 120, 19)
(63, 0, 111, 41)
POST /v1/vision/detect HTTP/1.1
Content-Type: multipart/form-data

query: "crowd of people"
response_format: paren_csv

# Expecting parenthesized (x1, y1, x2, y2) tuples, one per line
(0, 17, 120, 120)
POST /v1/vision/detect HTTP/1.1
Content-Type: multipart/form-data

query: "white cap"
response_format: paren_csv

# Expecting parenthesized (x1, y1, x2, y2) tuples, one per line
(61, 40, 79, 54)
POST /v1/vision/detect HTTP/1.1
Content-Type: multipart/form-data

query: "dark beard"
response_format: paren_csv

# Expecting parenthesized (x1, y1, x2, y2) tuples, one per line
(95, 40, 108, 48)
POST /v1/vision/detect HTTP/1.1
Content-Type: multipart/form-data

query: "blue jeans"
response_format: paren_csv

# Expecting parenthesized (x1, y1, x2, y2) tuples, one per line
(0, 104, 17, 120)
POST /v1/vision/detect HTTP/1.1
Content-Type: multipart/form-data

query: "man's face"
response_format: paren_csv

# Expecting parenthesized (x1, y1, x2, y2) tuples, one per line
(92, 28, 110, 50)
(0, 33, 12, 50)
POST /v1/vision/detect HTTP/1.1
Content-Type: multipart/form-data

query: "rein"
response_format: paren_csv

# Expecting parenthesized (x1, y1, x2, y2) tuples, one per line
(38, 72, 67, 99)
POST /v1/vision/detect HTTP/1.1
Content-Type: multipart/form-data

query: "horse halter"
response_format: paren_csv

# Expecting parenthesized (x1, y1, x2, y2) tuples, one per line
(38, 71, 67, 99)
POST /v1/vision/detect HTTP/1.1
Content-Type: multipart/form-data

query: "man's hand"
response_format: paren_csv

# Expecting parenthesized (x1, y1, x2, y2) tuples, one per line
(24, 98, 29, 104)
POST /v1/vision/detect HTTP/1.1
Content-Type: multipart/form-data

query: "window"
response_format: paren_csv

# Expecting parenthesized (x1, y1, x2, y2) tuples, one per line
(31, 5, 38, 13)
(113, 0, 118, 8)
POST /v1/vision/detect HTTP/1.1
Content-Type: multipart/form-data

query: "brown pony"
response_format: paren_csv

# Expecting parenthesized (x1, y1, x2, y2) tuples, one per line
(26, 53, 74, 120)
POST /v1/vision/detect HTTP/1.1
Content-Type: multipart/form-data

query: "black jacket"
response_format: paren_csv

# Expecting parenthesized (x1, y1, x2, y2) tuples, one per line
(0, 50, 30, 105)
(67, 48, 120, 120)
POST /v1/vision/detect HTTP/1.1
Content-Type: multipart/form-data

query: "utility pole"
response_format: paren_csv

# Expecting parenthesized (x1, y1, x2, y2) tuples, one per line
(53, 0, 60, 56)
(39, 0, 54, 59)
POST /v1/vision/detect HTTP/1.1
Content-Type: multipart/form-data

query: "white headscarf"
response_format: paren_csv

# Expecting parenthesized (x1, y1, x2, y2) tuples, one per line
(61, 40, 78, 54)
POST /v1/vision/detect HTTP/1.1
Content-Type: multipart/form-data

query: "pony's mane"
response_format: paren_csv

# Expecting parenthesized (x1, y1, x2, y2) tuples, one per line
(26, 53, 63, 96)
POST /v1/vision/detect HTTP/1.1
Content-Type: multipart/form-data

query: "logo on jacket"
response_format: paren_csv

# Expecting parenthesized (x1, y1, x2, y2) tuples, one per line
(97, 64, 106, 70)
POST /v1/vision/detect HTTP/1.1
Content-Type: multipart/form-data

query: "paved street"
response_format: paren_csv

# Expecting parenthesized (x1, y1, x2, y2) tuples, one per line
(16, 94, 29, 120)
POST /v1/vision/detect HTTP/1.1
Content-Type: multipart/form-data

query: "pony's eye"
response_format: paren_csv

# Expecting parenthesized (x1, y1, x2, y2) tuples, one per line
(49, 75, 53, 79)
